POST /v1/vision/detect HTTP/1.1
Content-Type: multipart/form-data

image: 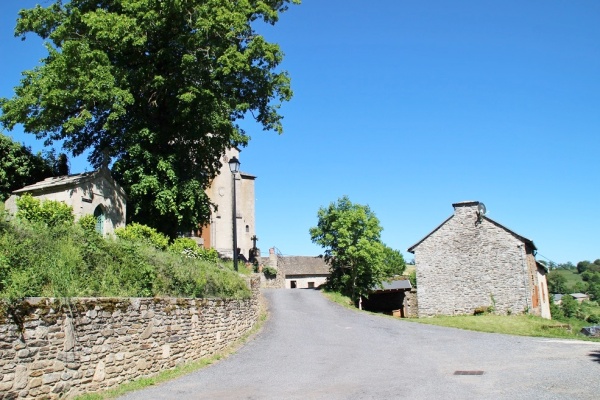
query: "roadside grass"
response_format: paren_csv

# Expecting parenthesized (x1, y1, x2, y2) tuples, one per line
(321, 290, 599, 342)
(408, 314, 600, 341)
(74, 302, 269, 400)
(322, 289, 354, 308)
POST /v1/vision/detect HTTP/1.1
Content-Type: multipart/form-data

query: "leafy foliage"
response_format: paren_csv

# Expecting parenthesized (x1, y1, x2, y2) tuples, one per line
(547, 270, 569, 294)
(408, 269, 417, 288)
(169, 237, 219, 262)
(560, 294, 579, 318)
(115, 222, 169, 250)
(262, 266, 277, 277)
(0, 133, 55, 201)
(1, 0, 299, 238)
(0, 217, 250, 301)
(15, 194, 74, 227)
(309, 196, 405, 305)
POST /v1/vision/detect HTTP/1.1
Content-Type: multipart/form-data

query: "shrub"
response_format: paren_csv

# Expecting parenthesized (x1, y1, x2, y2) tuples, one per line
(408, 270, 417, 288)
(115, 222, 169, 250)
(78, 214, 98, 234)
(169, 238, 220, 263)
(587, 314, 600, 324)
(263, 266, 277, 277)
(561, 295, 579, 318)
(15, 194, 73, 227)
(0, 217, 250, 301)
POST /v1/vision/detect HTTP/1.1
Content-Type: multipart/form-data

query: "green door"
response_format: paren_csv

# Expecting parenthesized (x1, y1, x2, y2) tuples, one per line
(94, 206, 105, 235)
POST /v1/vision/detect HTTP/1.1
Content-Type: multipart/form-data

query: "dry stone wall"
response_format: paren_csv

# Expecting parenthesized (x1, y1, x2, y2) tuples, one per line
(0, 276, 260, 399)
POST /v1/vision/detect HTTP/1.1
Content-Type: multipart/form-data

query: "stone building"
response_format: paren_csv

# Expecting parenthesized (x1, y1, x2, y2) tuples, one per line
(4, 168, 126, 236)
(407, 201, 551, 319)
(198, 148, 256, 260)
(258, 249, 330, 289)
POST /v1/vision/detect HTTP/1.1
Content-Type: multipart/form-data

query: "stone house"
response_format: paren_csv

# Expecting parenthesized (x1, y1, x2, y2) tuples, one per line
(4, 168, 126, 236)
(259, 249, 330, 289)
(197, 148, 256, 261)
(407, 201, 551, 319)
(279, 255, 330, 289)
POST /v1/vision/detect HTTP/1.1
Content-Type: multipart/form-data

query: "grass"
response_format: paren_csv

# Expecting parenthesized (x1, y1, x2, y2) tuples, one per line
(321, 289, 600, 342)
(553, 269, 584, 291)
(407, 314, 600, 341)
(74, 300, 269, 400)
(322, 289, 354, 308)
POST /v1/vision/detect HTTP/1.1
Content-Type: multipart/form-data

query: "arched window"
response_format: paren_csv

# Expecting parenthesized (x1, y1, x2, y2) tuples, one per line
(94, 205, 105, 235)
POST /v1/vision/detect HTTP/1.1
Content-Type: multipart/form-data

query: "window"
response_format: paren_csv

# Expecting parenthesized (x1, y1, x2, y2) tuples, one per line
(308, 282, 315, 289)
(246, 225, 249, 233)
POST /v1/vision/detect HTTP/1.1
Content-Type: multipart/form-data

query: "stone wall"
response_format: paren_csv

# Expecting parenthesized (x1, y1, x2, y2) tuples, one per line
(404, 289, 418, 318)
(0, 276, 261, 399)
(412, 202, 536, 317)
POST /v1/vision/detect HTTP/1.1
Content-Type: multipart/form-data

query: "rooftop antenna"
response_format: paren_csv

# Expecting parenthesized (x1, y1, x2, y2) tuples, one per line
(477, 203, 486, 216)
(476, 202, 486, 223)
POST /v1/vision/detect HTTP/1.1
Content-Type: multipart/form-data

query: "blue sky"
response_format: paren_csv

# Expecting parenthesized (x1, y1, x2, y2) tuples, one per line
(1, 1, 599, 264)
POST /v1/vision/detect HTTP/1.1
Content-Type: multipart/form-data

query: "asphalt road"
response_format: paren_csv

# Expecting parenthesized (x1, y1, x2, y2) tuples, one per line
(120, 289, 600, 400)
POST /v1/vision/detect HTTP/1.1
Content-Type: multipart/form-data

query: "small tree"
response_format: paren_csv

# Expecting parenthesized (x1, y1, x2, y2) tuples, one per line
(309, 196, 403, 306)
(560, 294, 579, 318)
(547, 270, 568, 294)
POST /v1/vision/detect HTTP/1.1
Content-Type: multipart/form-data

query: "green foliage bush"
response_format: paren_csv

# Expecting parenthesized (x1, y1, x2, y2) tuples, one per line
(0, 218, 250, 301)
(78, 214, 97, 234)
(169, 238, 219, 263)
(115, 222, 169, 250)
(15, 194, 74, 227)
(263, 266, 277, 277)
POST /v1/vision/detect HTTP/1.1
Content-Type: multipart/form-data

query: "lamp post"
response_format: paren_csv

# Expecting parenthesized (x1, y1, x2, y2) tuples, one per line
(228, 156, 240, 272)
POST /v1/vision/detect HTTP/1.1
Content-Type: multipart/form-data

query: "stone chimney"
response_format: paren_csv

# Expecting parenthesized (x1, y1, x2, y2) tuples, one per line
(268, 247, 278, 270)
(452, 201, 482, 221)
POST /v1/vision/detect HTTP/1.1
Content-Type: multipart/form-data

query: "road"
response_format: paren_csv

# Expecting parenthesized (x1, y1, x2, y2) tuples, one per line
(120, 289, 600, 399)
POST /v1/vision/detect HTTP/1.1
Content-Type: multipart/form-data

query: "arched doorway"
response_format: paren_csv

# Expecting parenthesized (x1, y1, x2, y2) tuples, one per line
(94, 205, 105, 235)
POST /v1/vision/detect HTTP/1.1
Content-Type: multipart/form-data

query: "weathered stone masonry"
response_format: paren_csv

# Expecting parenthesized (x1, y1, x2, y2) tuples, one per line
(408, 202, 550, 318)
(0, 276, 261, 399)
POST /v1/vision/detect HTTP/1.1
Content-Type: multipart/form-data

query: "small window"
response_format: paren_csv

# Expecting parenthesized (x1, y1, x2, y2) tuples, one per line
(246, 225, 249, 233)
(308, 282, 315, 289)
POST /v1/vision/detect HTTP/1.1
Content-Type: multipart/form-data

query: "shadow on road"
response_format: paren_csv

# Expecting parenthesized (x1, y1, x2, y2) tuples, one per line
(589, 350, 600, 364)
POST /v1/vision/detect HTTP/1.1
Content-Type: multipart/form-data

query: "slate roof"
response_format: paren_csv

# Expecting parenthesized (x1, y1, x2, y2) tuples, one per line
(278, 256, 330, 276)
(373, 279, 412, 293)
(13, 171, 97, 193)
(12, 168, 126, 198)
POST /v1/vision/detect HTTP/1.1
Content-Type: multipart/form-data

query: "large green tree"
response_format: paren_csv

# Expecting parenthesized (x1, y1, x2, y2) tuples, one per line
(0, 0, 298, 237)
(309, 196, 405, 307)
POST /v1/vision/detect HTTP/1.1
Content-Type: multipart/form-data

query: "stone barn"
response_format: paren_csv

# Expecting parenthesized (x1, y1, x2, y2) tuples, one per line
(407, 201, 551, 319)
(4, 168, 126, 236)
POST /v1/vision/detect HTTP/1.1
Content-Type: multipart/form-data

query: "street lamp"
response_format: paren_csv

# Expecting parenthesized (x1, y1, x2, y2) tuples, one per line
(228, 156, 240, 271)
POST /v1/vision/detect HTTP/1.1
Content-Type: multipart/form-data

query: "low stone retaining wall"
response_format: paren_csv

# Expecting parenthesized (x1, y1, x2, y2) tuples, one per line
(0, 276, 261, 399)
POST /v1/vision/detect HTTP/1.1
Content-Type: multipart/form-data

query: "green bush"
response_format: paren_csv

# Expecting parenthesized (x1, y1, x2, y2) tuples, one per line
(78, 214, 98, 234)
(263, 266, 277, 277)
(0, 218, 250, 301)
(15, 194, 73, 227)
(169, 238, 220, 263)
(115, 222, 169, 250)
